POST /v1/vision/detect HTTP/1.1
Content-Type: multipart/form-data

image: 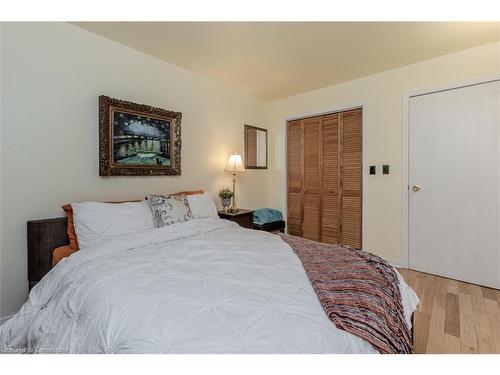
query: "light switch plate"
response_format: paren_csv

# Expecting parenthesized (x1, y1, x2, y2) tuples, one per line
(383, 165, 390, 174)
(369, 166, 376, 175)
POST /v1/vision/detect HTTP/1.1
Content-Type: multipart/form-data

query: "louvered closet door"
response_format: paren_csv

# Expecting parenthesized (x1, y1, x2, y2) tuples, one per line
(287, 108, 362, 248)
(302, 116, 322, 241)
(287, 120, 303, 236)
(339, 109, 362, 248)
(321, 113, 339, 244)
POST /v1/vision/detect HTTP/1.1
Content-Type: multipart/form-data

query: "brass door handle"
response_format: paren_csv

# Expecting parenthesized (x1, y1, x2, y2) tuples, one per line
(412, 185, 421, 192)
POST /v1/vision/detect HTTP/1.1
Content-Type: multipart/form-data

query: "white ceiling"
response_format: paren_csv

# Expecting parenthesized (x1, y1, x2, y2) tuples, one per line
(74, 22, 500, 100)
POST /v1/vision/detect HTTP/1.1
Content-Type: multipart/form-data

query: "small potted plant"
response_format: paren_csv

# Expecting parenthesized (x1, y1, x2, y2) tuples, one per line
(218, 188, 233, 212)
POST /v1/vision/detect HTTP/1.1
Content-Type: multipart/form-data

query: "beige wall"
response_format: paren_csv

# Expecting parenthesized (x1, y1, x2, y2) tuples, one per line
(0, 23, 271, 317)
(0, 23, 3, 320)
(267, 41, 500, 264)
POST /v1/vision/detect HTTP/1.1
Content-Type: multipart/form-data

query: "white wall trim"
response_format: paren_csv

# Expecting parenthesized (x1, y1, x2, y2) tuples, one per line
(400, 75, 500, 269)
(388, 259, 406, 269)
(282, 102, 368, 249)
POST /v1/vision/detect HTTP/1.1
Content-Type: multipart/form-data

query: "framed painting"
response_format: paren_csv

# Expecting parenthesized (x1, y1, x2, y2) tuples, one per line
(99, 96, 182, 176)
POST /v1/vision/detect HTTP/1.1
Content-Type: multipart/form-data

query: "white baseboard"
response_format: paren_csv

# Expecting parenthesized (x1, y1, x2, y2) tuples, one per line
(0, 314, 13, 325)
(388, 259, 406, 268)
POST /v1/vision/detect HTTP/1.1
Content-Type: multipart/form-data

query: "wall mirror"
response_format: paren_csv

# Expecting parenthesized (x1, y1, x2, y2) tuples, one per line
(244, 125, 268, 169)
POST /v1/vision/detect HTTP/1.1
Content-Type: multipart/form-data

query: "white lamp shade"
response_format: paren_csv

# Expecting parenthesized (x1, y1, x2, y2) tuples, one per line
(224, 153, 245, 172)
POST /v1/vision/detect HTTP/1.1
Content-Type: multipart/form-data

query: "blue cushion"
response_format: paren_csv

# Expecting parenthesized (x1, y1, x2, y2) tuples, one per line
(253, 208, 283, 225)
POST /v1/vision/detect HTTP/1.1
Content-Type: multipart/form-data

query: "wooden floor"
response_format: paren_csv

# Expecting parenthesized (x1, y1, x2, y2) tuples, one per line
(397, 268, 500, 354)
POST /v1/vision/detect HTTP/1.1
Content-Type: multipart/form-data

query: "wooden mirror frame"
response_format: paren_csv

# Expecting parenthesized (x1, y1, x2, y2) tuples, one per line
(244, 124, 268, 169)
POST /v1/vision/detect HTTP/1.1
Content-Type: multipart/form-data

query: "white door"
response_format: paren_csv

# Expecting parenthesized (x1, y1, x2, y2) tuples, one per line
(409, 80, 500, 289)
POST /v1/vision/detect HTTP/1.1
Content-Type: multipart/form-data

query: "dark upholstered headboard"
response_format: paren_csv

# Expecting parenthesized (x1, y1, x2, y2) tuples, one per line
(27, 217, 69, 290)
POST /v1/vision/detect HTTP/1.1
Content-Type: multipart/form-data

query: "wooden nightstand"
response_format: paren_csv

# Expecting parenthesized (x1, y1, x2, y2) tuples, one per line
(218, 209, 254, 229)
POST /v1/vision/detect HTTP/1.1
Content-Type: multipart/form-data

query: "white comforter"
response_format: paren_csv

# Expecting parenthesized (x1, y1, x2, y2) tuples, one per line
(0, 218, 419, 353)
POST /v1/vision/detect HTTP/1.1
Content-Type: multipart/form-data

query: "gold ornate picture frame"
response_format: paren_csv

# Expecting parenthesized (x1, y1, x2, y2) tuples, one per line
(99, 95, 182, 176)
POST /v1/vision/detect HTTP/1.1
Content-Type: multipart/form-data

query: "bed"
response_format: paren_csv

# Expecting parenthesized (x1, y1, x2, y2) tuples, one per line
(1, 207, 418, 354)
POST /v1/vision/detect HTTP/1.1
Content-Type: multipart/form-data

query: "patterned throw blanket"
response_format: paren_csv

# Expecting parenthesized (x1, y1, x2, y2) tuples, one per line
(280, 234, 412, 354)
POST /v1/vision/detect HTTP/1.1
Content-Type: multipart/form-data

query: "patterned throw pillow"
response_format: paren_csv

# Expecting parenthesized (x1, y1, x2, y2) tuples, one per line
(147, 194, 193, 228)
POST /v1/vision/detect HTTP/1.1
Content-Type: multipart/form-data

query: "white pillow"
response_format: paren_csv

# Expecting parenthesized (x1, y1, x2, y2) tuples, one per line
(72, 200, 154, 249)
(186, 192, 219, 219)
(147, 194, 193, 228)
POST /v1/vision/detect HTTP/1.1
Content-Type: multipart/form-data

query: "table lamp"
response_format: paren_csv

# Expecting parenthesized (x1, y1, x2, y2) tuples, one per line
(224, 153, 245, 212)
